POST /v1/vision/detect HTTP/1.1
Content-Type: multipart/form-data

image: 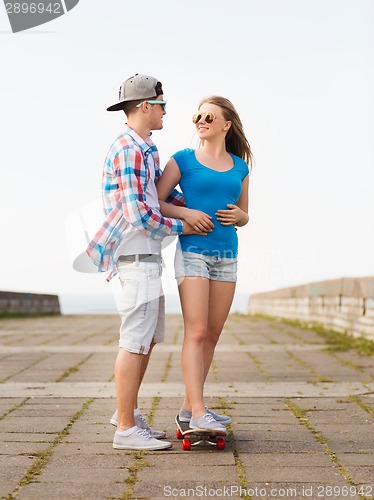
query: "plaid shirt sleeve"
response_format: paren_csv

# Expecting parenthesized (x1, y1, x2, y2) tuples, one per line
(85, 202, 125, 276)
(115, 147, 184, 239)
(166, 188, 185, 207)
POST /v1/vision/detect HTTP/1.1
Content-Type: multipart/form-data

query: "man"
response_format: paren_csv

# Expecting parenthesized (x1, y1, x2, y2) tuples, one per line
(86, 74, 201, 450)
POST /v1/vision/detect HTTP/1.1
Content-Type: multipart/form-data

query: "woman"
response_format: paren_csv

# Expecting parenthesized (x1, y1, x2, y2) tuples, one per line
(157, 96, 253, 432)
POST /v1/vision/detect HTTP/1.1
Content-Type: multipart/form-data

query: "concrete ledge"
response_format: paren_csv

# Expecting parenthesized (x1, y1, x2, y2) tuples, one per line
(0, 291, 60, 315)
(248, 277, 374, 341)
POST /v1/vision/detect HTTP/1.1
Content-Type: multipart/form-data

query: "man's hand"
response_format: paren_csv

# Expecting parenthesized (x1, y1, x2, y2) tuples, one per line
(181, 221, 208, 236)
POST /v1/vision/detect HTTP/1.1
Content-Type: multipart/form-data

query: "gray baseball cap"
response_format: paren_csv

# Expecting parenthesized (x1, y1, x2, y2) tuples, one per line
(107, 73, 163, 112)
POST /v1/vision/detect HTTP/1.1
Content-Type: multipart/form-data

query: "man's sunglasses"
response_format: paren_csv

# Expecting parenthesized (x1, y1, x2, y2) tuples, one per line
(192, 112, 225, 124)
(136, 100, 167, 111)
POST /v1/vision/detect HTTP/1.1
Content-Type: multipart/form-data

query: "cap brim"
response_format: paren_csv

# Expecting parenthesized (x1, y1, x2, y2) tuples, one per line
(107, 101, 125, 112)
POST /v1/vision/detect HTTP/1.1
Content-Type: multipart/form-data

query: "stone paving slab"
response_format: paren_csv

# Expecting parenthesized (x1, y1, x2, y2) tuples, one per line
(1, 381, 373, 399)
(0, 431, 56, 443)
(233, 483, 368, 500)
(244, 465, 346, 484)
(0, 344, 328, 353)
(15, 481, 128, 500)
(0, 314, 373, 500)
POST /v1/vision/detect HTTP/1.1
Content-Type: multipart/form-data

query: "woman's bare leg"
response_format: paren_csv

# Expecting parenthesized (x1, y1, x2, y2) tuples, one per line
(182, 280, 236, 411)
(178, 277, 209, 418)
(204, 280, 236, 380)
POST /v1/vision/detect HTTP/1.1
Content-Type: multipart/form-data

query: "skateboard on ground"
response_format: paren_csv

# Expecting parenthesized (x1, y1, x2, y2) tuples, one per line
(175, 415, 226, 451)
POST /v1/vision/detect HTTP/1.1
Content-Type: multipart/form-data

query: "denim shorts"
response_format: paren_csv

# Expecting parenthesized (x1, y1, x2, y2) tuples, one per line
(174, 250, 237, 282)
(117, 260, 165, 355)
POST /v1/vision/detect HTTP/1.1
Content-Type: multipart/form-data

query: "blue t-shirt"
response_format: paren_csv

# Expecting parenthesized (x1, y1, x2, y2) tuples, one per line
(172, 148, 249, 258)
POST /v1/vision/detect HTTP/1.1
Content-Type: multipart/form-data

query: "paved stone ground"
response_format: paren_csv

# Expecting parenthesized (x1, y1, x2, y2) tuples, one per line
(0, 314, 373, 500)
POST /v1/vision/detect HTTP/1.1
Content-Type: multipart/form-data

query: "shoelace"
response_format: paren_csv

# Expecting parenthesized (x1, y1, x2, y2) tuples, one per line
(135, 428, 152, 440)
(202, 413, 216, 423)
(136, 413, 150, 430)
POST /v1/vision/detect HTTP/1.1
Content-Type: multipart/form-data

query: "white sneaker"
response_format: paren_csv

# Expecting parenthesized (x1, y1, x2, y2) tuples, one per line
(189, 413, 226, 433)
(113, 427, 172, 451)
(110, 410, 167, 439)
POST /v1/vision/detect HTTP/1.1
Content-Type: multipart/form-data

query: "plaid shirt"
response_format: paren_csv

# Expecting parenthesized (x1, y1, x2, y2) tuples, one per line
(86, 126, 184, 280)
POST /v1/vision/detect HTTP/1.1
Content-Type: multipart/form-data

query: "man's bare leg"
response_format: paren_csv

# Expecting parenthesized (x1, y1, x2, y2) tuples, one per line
(134, 342, 155, 410)
(115, 348, 143, 430)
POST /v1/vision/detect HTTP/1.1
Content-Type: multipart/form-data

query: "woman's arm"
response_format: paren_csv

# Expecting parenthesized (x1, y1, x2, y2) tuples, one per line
(156, 158, 186, 219)
(215, 175, 249, 227)
(157, 158, 214, 233)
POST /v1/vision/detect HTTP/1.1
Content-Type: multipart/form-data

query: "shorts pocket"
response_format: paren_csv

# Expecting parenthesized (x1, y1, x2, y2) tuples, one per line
(120, 280, 139, 312)
(146, 276, 162, 309)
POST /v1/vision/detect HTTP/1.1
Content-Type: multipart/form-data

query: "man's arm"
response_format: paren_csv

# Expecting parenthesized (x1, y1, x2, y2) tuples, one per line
(116, 148, 183, 239)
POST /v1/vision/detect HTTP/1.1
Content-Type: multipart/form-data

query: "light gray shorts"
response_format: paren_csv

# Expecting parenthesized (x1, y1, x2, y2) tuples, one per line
(117, 260, 165, 355)
(175, 250, 238, 282)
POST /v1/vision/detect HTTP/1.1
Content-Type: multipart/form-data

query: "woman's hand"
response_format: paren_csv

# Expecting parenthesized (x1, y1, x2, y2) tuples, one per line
(182, 208, 214, 233)
(215, 204, 249, 226)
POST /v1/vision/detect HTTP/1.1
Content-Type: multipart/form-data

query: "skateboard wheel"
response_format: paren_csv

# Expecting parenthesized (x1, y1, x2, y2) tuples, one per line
(216, 438, 225, 450)
(176, 429, 183, 439)
(182, 438, 191, 451)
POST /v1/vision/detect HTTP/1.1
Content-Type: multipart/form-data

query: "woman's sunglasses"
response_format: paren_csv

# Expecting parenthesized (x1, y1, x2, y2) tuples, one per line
(136, 100, 167, 111)
(192, 112, 225, 124)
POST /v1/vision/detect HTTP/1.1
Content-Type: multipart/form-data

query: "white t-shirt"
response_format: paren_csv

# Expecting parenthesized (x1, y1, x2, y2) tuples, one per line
(114, 162, 162, 260)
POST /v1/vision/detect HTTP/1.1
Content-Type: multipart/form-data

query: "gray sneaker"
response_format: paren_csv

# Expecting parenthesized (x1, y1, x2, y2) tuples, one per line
(205, 406, 231, 425)
(189, 413, 226, 433)
(113, 427, 172, 450)
(178, 407, 193, 423)
(179, 406, 231, 425)
(110, 410, 167, 439)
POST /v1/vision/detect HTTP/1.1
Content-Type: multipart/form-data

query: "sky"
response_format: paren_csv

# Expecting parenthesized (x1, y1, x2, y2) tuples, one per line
(0, 0, 373, 314)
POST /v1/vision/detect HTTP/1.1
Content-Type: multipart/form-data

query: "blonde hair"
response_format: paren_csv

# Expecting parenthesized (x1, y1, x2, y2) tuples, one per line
(199, 96, 253, 168)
